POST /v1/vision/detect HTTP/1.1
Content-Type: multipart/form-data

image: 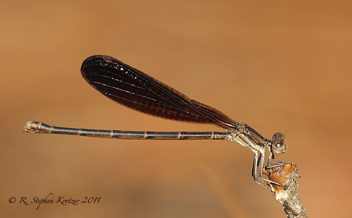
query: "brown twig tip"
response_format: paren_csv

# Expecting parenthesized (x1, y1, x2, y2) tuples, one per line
(263, 163, 307, 218)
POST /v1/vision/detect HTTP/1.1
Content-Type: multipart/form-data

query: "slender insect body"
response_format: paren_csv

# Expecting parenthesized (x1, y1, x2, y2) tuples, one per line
(24, 55, 288, 184)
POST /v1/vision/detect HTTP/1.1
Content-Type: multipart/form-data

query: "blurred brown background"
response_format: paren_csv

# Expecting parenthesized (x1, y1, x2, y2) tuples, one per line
(1, 0, 351, 217)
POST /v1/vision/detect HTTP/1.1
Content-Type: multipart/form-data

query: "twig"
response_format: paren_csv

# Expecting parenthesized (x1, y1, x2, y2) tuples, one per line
(263, 163, 307, 218)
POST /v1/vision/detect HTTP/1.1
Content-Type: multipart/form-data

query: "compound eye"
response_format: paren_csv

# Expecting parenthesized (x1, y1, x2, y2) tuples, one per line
(271, 133, 287, 155)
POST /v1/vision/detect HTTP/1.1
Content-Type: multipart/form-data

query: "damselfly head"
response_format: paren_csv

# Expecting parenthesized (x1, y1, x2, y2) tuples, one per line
(271, 132, 287, 155)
